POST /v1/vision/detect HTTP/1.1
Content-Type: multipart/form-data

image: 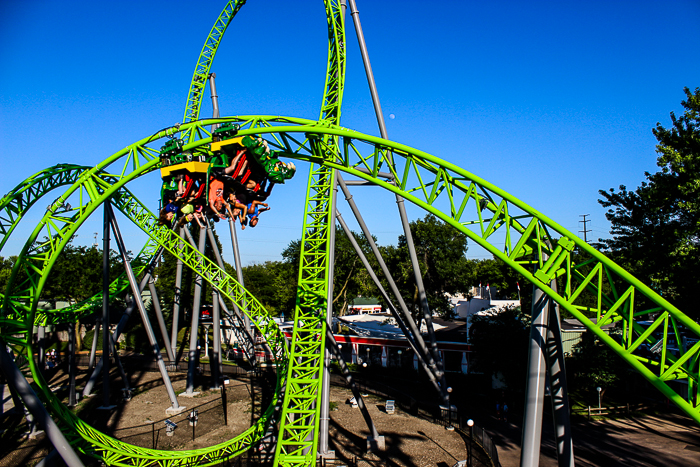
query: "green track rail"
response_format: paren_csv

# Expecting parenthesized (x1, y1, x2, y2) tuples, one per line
(182, 0, 247, 137)
(0, 164, 156, 330)
(2, 116, 700, 465)
(274, 1, 345, 465)
(1, 1, 699, 466)
(0, 128, 288, 465)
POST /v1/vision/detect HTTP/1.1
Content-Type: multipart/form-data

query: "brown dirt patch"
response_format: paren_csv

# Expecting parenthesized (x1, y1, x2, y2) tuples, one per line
(1, 363, 473, 466)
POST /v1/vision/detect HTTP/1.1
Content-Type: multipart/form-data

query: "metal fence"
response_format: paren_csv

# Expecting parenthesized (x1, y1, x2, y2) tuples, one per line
(319, 457, 386, 467)
(106, 390, 229, 450)
(466, 422, 501, 467)
(330, 374, 502, 467)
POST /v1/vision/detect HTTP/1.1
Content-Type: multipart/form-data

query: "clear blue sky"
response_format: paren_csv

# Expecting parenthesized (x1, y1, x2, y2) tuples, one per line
(1, 1, 699, 266)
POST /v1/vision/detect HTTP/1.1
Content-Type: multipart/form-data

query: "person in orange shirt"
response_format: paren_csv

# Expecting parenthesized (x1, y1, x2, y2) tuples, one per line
(209, 176, 228, 219)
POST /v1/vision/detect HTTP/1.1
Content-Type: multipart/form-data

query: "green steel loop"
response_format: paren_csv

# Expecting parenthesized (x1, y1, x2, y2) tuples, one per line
(35, 238, 159, 326)
(318, 0, 346, 125)
(0, 164, 159, 331)
(182, 0, 247, 135)
(2, 0, 698, 464)
(160, 116, 700, 427)
(127, 114, 700, 423)
(0, 121, 289, 466)
(4, 115, 700, 466)
(274, 1, 345, 464)
(0, 164, 90, 253)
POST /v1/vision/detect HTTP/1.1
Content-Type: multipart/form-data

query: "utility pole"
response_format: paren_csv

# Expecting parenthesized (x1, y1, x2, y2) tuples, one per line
(579, 214, 591, 243)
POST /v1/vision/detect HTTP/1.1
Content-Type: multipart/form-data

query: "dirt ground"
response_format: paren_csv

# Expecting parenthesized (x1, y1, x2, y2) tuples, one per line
(8, 361, 699, 467)
(327, 385, 473, 466)
(0, 364, 478, 467)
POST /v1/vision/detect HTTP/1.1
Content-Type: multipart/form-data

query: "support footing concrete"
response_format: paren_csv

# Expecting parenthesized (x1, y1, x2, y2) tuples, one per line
(367, 435, 385, 452)
(166, 405, 187, 415)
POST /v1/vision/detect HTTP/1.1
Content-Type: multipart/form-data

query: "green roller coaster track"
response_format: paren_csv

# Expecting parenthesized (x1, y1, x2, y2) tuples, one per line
(0, 1, 699, 467)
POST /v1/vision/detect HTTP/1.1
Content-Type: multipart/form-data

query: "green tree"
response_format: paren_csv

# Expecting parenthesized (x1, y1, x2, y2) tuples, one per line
(470, 305, 530, 391)
(242, 260, 296, 317)
(568, 331, 627, 404)
(277, 226, 380, 318)
(0, 256, 17, 294)
(40, 237, 122, 304)
(383, 214, 473, 318)
(474, 258, 527, 299)
(598, 87, 700, 317)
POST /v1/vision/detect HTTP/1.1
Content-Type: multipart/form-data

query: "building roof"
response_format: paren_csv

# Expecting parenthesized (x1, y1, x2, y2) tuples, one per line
(349, 297, 381, 306)
(338, 313, 467, 343)
(561, 318, 616, 332)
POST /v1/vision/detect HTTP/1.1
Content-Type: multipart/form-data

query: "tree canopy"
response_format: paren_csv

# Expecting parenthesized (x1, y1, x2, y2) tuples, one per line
(470, 305, 530, 391)
(383, 214, 473, 318)
(0, 237, 124, 305)
(598, 87, 700, 317)
(241, 214, 525, 320)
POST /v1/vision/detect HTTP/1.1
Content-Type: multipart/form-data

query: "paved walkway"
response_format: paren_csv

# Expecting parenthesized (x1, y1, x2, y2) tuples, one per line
(1, 383, 17, 416)
(487, 411, 700, 467)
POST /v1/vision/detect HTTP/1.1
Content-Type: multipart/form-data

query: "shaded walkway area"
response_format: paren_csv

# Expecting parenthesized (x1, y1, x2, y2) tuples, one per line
(484, 410, 700, 467)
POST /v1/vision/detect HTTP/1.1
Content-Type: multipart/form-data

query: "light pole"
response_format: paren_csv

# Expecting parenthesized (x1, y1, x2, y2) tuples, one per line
(597, 386, 602, 409)
(467, 419, 474, 467)
(446, 386, 454, 430)
(445, 386, 455, 431)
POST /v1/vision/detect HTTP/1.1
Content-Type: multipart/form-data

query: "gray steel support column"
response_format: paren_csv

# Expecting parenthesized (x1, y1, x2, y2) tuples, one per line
(194, 226, 261, 367)
(348, 0, 387, 136)
(546, 283, 575, 466)
(228, 217, 253, 363)
(319, 178, 338, 455)
(84, 302, 132, 397)
(67, 323, 77, 406)
(2, 347, 24, 413)
(211, 290, 221, 388)
(398, 199, 447, 389)
(101, 202, 111, 407)
(335, 209, 442, 393)
(37, 325, 45, 373)
(326, 328, 384, 452)
(202, 226, 232, 381)
(0, 343, 85, 467)
(171, 227, 185, 362)
(108, 332, 130, 396)
(520, 285, 550, 467)
(202, 224, 257, 360)
(87, 320, 99, 371)
(186, 226, 207, 394)
(83, 249, 161, 397)
(9, 382, 23, 413)
(107, 205, 180, 410)
(208, 73, 220, 132)
(348, 0, 447, 400)
(217, 294, 256, 361)
(148, 278, 175, 363)
(337, 175, 441, 383)
(205, 224, 226, 274)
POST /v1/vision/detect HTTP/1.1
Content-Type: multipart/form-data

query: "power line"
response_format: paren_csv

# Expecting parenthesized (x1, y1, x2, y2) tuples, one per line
(579, 214, 591, 243)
